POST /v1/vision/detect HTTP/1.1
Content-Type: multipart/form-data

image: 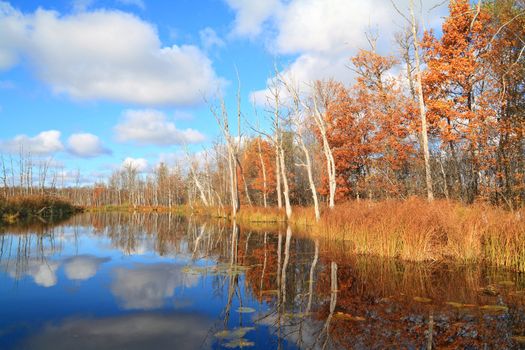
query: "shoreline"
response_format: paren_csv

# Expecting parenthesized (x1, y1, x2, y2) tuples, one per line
(82, 198, 525, 273)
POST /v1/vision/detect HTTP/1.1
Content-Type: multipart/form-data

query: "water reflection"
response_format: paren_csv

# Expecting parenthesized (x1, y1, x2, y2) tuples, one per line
(111, 263, 199, 310)
(20, 313, 214, 350)
(64, 255, 110, 281)
(2, 259, 60, 287)
(0, 212, 524, 349)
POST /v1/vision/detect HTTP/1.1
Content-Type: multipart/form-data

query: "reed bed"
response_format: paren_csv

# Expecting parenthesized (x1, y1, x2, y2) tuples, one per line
(304, 198, 525, 271)
(213, 198, 525, 271)
(86, 198, 525, 271)
(0, 195, 79, 224)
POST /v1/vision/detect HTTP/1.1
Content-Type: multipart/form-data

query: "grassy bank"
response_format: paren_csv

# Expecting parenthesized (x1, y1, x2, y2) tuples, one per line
(221, 199, 525, 272)
(310, 199, 525, 269)
(86, 199, 525, 272)
(0, 195, 81, 225)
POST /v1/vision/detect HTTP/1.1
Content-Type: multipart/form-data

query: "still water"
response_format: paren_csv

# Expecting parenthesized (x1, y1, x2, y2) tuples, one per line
(1, 212, 525, 349)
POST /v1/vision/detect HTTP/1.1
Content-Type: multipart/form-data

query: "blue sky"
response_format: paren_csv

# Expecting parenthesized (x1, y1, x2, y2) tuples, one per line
(0, 0, 446, 185)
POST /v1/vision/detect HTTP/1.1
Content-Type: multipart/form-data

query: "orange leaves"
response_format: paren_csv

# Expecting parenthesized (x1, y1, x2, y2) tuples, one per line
(422, 0, 494, 148)
(240, 137, 276, 199)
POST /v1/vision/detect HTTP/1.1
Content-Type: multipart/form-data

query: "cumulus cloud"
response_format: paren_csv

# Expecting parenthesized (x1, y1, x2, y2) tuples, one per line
(199, 27, 225, 50)
(224, 0, 281, 38)
(63, 255, 110, 281)
(111, 263, 199, 310)
(122, 157, 148, 172)
(226, 0, 447, 101)
(67, 133, 111, 158)
(0, 2, 222, 105)
(273, 0, 389, 55)
(0, 2, 27, 70)
(0, 130, 64, 155)
(115, 109, 205, 146)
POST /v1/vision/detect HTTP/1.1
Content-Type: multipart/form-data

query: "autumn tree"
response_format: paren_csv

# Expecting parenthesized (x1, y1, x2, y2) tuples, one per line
(422, 0, 494, 203)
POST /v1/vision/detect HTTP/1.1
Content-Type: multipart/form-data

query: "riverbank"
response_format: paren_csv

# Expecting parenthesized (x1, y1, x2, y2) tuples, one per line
(0, 195, 81, 225)
(86, 199, 525, 272)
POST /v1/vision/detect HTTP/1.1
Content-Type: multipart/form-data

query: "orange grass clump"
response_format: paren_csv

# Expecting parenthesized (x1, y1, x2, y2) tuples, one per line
(305, 198, 525, 270)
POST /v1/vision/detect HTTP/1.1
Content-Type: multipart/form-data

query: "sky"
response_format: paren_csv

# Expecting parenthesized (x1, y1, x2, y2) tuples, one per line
(0, 0, 447, 185)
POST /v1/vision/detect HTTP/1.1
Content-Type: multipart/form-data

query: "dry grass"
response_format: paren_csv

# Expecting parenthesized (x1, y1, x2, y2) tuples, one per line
(218, 198, 525, 271)
(303, 198, 525, 271)
(87, 198, 525, 271)
(0, 195, 80, 224)
(235, 206, 286, 223)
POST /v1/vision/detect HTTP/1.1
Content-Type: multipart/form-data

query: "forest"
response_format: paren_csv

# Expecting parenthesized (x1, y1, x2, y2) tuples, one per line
(1, 0, 525, 266)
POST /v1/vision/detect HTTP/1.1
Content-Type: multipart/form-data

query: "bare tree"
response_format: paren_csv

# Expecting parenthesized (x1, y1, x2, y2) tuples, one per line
(281, 75, 321, 221)
(393, 0, 435, 201)
(308, 81, 337, 209)
(409, 0, 434, 202)
(185, 147, 210, 207)
(210, 98, 240, 217)
(1, 154, 8, 197)
(254, 106, 269, 207)
(269, 80, 293, 220)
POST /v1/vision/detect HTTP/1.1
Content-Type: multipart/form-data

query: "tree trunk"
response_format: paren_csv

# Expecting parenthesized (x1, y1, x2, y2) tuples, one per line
(410, 0, 434, 202)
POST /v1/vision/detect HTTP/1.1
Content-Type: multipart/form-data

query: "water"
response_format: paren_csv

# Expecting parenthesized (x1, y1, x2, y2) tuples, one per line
(1, 212, 524, 349)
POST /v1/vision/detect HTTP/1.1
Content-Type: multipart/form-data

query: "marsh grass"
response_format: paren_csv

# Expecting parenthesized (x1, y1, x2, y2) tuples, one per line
(219, 198, 525, 271)
(300, 198, 525, 271)
(0, 195, 79, 224)
(87, 198, 525, 271)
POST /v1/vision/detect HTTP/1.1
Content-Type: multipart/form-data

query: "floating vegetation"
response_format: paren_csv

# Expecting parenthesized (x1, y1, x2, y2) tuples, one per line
(236, 307, 256, 314)
(230, 327, 255, 338)
(480, 285, 499, 296)
(224, 338, 255, 348)
(182, 264, 251, 277)
(284, 312, 312, 319)
(480, 305, 509, 313)
(182, 266, 209, 275)
(214, 327, 255, 340)
(214, 330, 231, 339)
(413, 297, 432, 303)
(512, 336, 525, 344)
(215, 327, 255, 348)
(445, 302, 476, 309)
(334, 312, 366, 321)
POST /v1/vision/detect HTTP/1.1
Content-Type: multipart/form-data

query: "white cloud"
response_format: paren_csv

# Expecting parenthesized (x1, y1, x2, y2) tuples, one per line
(0, 130, 64, 155)
(116, 0, 146, 10)
(67, 133, 110, 158)
(63, 255, 110, 281)
(111, 263, 198, 310)
(115, 109, 205, 146)
(224, 0, 281, 38)
(274, 0, 390, 55)
(226, 0, 447, 101)
(199, 27, 225, 50)
(2, 259, 60, 287)
(0, 2, 28, 70)
(0, 3, 223, 105)
(122, 157, 148, 172)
